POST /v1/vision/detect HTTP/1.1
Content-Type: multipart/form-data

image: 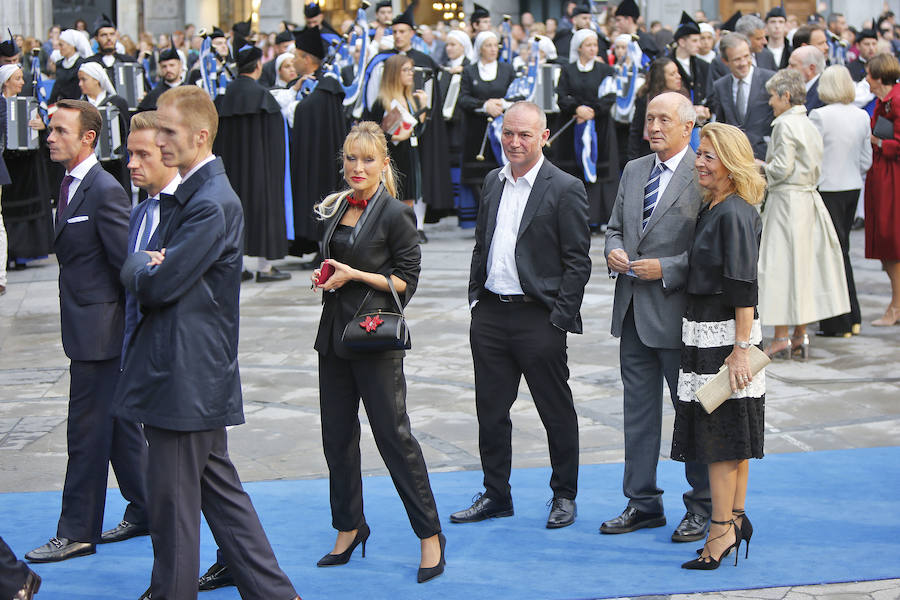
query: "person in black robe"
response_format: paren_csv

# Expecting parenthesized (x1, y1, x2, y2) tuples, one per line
(553, 29, 619, 228)
(82, 14, 140, 95)
(457, 31, 515, 210)
(77, 62, 132, 191)
(613, 0, 660, 59)
(214, 44, 291, 282)
(668, 12, 711, 109)
(186, 28, 234, 93)
(438, 30, 474, 227)
(137, 47, 183, 111)
(288, 26, 348, 260)
(48, 30, 88, 104)
(259, 29, 295, 89)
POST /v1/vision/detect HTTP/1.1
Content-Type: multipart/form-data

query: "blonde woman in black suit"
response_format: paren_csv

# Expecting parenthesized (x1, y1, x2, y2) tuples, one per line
(311, 121, 445, 583)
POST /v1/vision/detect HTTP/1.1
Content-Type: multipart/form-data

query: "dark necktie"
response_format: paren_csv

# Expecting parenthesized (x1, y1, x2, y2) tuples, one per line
(642, 162, 666, 231)
(736, 79, 747, 124)
(138, 196, 160, 251)
(57, 175, 75, 225)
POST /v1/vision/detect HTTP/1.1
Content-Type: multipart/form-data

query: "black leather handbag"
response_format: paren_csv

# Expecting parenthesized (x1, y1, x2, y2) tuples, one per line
(341, 275, 411, 352)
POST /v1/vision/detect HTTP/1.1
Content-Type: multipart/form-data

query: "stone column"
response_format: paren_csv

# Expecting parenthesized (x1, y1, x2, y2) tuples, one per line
(143, 0, 187, 37)
(258, 0, 300, 33)
(7, 0, 53, 39)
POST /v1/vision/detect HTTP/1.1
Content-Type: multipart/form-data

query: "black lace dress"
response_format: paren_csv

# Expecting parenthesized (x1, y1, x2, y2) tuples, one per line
(671, 195, 766, 464)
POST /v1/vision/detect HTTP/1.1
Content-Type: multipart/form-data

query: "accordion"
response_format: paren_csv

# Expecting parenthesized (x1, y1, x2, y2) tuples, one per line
(95, 104, 124, 161)
(5, 97, 40, 151)
(534, 64, 561, 113)
(114, 62, 145, 110)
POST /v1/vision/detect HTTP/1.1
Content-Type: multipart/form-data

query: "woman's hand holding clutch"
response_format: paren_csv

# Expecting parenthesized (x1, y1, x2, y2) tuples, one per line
(724, 347, 752, 393)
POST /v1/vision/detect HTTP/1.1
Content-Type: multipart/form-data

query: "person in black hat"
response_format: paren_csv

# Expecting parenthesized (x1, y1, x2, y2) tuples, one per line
(372, 0, 394, 39)
(303, 2, 339, 35)
(214, 43, 292, 283)
(186, 27, 233, 90)
(613, 0, 659, 58)
(0, 30, 35, 97)
(848, 28, 878, 81)
(720, 10, 742, 33)
(554, 3, 608, 64)
(766, 6, 790, 69)
(669, 11, 710, 112)
(83, 13, 137, 83)
(137, 46, 184, 111)
(259, 29, 295, 88)
(471, 3, 492, 34)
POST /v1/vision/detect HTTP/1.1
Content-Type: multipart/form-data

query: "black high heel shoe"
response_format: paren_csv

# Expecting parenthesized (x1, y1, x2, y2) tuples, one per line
(682, 519, 741, 570)
(417, 533, 446, 583)
(733, 509, 753, 559)
(317, 523, 370, 567)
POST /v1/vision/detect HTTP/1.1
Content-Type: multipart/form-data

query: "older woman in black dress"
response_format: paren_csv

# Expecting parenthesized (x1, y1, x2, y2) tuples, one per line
(311, 122, 444, 583)
(672, 123, 765, 570)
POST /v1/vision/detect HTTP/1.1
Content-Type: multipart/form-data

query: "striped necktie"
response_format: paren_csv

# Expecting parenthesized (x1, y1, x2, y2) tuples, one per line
(138, 197, 159, 251)
(642, 162, 666, 231)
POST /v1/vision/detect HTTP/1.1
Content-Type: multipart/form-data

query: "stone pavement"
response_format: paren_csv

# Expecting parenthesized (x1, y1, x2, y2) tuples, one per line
(1, 221, 898, 599)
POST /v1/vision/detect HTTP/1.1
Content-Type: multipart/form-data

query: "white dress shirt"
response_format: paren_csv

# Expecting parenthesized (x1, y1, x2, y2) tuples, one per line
(732, 66, 754, 117)
(133, 175, 182, 252)
(805, 73, 820, 92)
(653, 143, 690, 200)
(180, 154, 216, 184)
(63, 153, 100, 204)
(484, 155, 545, 296)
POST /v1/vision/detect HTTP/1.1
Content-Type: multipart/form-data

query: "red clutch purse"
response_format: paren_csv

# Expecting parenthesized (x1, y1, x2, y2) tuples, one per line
(315, 262, 335, 285)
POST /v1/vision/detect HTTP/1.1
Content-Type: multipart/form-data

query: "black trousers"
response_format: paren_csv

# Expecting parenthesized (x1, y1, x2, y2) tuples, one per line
(819, 189, 862, 334)
(143, 426, 296, 600)
(620, 306, 710, 515)
(470, 295, 579, 503)
(57, 358, 148, 543)
(0, 536, 31, 598)
(318, 352, 441, 539)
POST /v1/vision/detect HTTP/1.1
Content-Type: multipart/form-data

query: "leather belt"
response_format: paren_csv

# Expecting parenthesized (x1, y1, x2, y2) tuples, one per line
(485, 291, 536, 303)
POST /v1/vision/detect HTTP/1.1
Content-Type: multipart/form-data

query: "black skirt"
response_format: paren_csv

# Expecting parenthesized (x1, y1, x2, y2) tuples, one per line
(671, 293, 766, 464)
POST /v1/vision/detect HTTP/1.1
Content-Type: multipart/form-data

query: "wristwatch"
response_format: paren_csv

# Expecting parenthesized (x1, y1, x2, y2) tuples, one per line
(735, 340, 751, 350)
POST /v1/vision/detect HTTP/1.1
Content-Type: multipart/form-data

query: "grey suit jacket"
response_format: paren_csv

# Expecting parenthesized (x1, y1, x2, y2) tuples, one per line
(605, 150, 703, 349)
(709, 67, 776, 160)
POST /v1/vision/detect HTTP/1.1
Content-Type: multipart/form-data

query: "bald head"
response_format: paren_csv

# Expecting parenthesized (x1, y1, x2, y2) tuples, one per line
(646, 92, 696, 160)
(789, 45, 825, 82)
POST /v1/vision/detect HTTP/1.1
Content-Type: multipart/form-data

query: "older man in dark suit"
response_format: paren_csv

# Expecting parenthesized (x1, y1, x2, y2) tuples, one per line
(26, 99, 149, 563)
(709, 33, 775, 161)
(114, 86, 299, 600)
(789, 45, 825, 111)
(601, 92, 711, 541)
(450, 101, 592, 529)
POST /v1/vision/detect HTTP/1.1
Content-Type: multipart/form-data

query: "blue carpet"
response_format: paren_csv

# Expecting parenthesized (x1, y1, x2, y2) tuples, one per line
(3, 446, 898, 599)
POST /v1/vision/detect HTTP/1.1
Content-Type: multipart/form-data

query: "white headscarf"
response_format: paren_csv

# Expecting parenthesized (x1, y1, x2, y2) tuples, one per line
(60, 29, 92, 59)
(614, 33, 632, 46)
(699, 23, 715, 36)
(569, 29, 598, 64)
(79, 62, 117, 97)
(536, 35, 557, 61)
(274, 51, 295, 86)
(447, 30, 475, 63)
(474, 31, 499, 62)
(0, 64, 22, 93)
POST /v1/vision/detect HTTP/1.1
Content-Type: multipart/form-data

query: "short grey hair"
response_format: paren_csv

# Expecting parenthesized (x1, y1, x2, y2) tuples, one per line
(765, 68, 807, 106)
(736, 15, 766, 36)
(648, 91, 697, 126)
(796, 45, 826, 75)
(506, 101, 547, 131)
(719, 32, 751, 60)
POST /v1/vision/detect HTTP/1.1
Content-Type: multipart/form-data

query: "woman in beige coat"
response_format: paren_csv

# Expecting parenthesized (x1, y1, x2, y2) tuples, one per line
(758, 69, 849, 359)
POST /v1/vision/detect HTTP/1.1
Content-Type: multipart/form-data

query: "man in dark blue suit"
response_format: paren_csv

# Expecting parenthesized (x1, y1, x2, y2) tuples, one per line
(114, 85, 299, 600)
(789, 45, 826, 111)
(26, 99, 149, 563)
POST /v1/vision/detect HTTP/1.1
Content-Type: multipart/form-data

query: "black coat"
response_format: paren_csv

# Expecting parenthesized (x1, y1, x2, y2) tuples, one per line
(363, 98, 422, 201)
(458, 61, 516, 184)
(848, 58, 867, 82)
(469, 159, 592, 333)
(0, 99, 9, 186)
(314, 185, 421, 360)
(83, 52, 138, 86)
(114, 158, 245, 432)
(259, 58, 278, 89)
(49, 57, 83, 104)
(89, 93, 132, 191)
(670, 54, 710, 106)
(136, 80, 179, 111)
(214, 75, 288, 259)
(54, 161, 130, 361)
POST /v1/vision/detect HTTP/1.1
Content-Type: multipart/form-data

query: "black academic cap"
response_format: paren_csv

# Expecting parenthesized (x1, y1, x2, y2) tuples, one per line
(375, 0, 392, 9)
(572, 3, 591, 17)
(158, 47, 181, 62)
(93, 13, 116, 36)
(275, 29, 294, 44)
(0, 29, 19, 57)
(209, 27, 226, 39)
(858, 28, 878, 41)
(233, 19, 252, 37)
(765, 6, 786, 21)
(305, 2, 323, 18)
(236, 44, 263, 69)
(471, 2, 490, 22)
(721, 10, 742, 32)
(673, 11, 701, 40)
(293, 25, 326, 59)
(614, 0, 639, 20)
(392, 3, 416, 28)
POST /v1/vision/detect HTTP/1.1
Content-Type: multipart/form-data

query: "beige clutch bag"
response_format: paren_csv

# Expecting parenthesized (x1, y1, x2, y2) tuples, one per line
(695, 345, 770, 414)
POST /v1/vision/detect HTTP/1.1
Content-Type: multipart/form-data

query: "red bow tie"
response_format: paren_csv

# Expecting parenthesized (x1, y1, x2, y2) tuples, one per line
(347, 196, 368, 208)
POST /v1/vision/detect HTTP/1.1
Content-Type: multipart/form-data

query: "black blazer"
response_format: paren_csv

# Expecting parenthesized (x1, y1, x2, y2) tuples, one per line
(0, 99, 10, 186)
(54, 161, 131, 361)
(709, 67, 776, 160)
(468, 158, 592, 334)
(314, 185, 421, 360)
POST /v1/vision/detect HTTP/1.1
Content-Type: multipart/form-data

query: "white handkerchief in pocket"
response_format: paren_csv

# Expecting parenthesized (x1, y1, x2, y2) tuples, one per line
(67, 215, 89, 224)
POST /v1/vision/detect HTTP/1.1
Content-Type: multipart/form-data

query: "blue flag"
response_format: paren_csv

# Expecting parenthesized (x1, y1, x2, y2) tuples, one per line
(574, 119, 597, 183)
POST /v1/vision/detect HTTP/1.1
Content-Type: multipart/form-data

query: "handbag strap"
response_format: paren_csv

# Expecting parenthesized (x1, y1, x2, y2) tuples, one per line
(350, 274, 405, 318)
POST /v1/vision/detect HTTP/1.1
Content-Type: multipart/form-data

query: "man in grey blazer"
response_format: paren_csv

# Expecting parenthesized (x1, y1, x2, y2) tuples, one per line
(601, 92, 711, 542)
(709, 32, 775, 161)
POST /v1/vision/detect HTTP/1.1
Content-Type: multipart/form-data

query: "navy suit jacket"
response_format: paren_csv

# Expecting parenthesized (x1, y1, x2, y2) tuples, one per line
(709, 67, 776, 160)
(54, 161, 131, 361)
(121, 197, 161, 362)
(806, 77, 824, 111)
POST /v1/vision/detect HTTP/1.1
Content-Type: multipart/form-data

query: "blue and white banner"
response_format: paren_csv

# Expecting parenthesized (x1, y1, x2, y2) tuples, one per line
(574, 119, 597, 183)
(488, 115, 508, 165)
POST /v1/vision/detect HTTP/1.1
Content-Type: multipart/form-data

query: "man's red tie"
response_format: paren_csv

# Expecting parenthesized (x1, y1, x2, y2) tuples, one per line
(57, 175, 75, 225)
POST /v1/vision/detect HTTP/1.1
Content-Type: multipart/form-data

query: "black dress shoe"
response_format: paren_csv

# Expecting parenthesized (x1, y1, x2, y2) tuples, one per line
(546, 497, 576, 529)
(138, 586, 151, 600)
(599, 507, 666, 534)
(256, 266, 292, 282)
(100, 520, 149, 544)
(25, 537, 95, 562)
(671, 511, 710, 542)
(417, 230, 428, 244)
(449, 493, 513, 523)
(241, 269, 254, 282)
(198, 562, 235, 591)
(15, 571, 41, 599)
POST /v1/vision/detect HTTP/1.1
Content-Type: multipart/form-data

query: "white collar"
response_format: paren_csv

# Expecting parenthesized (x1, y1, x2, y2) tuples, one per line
(180, 154, 216, 184)
(87, 91, 107, 106)
(734, 65, 754, 87)
(805, 73, 820, 91)
(66, 152, 98, 179)
(577, 58, 594, 72)
(448, 55, 464, 67)
(654, 143, 690, 173)
(62, 54, 78, 69)
(498, 154, 544, 185)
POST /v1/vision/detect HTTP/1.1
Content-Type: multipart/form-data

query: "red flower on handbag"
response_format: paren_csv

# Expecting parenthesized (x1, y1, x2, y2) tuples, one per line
(360, 315, 384, 332)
